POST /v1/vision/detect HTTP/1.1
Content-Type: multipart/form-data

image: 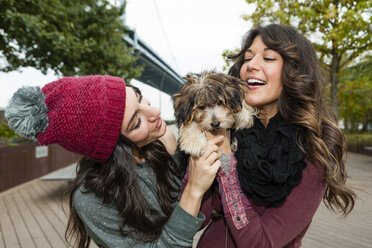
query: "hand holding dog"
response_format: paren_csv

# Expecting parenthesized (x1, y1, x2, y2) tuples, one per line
(179, 136, 223, 216)
(205, 129, 232, 155)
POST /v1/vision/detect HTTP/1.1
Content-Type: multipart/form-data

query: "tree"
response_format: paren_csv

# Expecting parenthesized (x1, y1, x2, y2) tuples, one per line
(229, 0, 371, 114)
(338, 55, 372, 131)
(0, 0, 142, 79)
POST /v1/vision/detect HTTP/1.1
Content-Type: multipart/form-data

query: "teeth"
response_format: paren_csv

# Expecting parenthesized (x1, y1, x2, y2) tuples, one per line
(247, 79, 266, 85)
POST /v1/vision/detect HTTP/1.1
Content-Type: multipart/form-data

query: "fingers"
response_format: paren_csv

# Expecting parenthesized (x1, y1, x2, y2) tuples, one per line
(186, 141, 223, 196)
(205, 130, 228, 140)
(210, 159, 222, 174)
(205, 151, 219, 165)
(200, 145, 218, 160)
(200, 136, 224, 160)
(209, 135, 225, 145)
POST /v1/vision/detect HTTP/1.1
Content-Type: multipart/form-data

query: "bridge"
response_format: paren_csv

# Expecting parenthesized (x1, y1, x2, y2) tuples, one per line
(124, 29, 184, 96)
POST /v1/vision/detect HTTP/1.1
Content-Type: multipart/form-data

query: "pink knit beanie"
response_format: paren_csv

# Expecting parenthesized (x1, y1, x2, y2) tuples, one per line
(5, 75, 126, 163)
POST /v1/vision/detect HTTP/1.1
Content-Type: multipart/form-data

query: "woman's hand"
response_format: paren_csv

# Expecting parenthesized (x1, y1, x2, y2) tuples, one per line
(205, 129, 232, 154)
(187, 135, 223, 196)
(179, 136, 223, 216)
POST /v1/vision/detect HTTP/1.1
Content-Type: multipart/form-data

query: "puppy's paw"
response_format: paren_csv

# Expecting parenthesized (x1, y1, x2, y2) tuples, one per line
(180, 135, 207, 157)
(179, 123, 207, 157)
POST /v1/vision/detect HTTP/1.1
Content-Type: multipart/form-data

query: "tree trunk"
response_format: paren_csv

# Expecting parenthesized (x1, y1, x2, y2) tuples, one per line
(363, 110, 371, 131)
(330, 51, 339, 116)
(363, 122, 367, 131)
(330, 0, 340, 117)
(344, 117, 349, 130)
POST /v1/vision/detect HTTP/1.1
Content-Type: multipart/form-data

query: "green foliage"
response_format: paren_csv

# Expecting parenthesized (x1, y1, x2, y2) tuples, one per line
(339, 56, 372, 131)
(0, 0, 142, 79)
(344, 132, 372, 147)
(0, 121, 33, 147)
(222, 48, 239, 72)
(230, 0, 372, 112)
(0, 121, 17, 138)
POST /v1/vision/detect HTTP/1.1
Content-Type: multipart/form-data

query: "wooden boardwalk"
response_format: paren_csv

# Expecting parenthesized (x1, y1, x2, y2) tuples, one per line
(0, 152, 371, 248)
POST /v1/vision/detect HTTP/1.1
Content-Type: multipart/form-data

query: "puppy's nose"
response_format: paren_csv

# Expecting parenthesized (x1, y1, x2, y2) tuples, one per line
(211, 121, 220, 128)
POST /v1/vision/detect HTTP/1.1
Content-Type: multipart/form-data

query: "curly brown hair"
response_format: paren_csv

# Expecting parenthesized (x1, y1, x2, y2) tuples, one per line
(228, 24, 355, 215)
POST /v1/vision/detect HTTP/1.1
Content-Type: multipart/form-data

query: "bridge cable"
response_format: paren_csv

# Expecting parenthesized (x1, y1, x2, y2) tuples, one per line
(152, 0, 182, 75)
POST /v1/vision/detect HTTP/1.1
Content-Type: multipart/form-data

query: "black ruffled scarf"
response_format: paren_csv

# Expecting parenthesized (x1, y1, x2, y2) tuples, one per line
(233, 114, 307, 207)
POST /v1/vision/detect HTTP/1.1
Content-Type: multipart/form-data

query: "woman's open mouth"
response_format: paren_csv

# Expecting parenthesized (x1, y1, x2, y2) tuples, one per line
(247, 78, 267, 90)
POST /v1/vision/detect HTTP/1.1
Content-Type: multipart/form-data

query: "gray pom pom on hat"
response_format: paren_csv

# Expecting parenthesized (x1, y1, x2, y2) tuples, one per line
(5, 86, 49, 139)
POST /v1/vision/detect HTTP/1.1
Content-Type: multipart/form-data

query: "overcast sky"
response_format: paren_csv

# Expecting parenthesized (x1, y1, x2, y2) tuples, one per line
(0, 0, 254, 120)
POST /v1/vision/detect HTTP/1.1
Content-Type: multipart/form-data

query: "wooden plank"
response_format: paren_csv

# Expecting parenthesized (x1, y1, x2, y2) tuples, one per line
(309, 215, 372, 242)
(14, 188, 51, 248)
(302, 236, 324, 248)
(19, 183, 66, 247)
(26, 182, 68, 247)
(37, 181, 69, 225)
(0, 204, 5, 248)
(3, 193, 36, 248)
(0, 194, 20, 248)
(37, 181, 99, 248)
(305, 220, 371, 248)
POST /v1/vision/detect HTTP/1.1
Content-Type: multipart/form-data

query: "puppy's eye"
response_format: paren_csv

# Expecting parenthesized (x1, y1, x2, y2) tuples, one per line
(198, 106, 205, 110)
(217, 100, 223, 105)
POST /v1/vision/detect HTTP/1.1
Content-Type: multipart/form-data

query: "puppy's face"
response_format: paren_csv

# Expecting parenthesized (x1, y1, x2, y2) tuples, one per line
(194, 105, 235, 131)
(173, 71, 246, 130)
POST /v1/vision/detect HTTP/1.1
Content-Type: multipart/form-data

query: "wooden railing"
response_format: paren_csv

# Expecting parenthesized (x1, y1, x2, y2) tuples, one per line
(0, 143, 80, 192)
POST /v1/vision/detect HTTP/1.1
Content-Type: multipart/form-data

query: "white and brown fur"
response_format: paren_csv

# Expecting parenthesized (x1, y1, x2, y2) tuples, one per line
(172, 71, 257, 157)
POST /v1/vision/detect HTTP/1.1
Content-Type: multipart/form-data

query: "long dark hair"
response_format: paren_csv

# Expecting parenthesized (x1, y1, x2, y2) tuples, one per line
(65, 96, 179, 247)
(228, 24, 355, 215)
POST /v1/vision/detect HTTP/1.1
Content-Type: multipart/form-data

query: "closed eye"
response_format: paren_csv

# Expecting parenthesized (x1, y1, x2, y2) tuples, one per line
(127, 88, 143, 132)
(133, 116, 141, 130)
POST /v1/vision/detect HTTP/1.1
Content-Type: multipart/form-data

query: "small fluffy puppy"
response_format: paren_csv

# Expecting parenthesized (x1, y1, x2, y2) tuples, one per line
(172, 71, 256, 157)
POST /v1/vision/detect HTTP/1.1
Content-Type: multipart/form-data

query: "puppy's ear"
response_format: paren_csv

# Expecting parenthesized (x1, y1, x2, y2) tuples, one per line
(172, 91, 194, 127)
(220, 75, 245, 112)
(234, 101, 258, 130)
(172, 73, 200, 127)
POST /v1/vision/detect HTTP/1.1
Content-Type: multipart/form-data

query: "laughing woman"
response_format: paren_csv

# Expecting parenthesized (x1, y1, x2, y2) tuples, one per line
(194, 24, 356, 248)
(5, 75, 222, 248)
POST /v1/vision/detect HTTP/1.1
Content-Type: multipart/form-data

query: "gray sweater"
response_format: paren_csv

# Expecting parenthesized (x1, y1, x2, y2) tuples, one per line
(73, 159, 204, 248)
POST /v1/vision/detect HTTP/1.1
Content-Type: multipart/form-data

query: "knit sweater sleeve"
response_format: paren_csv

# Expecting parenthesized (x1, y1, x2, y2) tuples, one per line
(73, 188, 204, 248)
(218, 157, 327, 248)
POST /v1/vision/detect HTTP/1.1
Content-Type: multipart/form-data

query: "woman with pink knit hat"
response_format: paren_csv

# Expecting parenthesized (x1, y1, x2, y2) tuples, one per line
(5, 75, 223, 248)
